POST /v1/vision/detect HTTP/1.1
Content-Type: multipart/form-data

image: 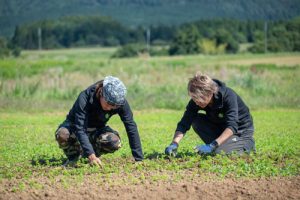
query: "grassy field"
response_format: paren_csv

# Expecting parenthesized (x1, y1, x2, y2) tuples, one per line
(0, 109, 299, 189)
(0, 48, 299, 194)
(0, 48, 299, 111)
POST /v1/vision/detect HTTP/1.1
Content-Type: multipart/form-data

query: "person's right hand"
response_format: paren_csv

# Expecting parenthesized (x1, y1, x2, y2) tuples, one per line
(88, 154, 102, 167)
(165, 142, 178, 156)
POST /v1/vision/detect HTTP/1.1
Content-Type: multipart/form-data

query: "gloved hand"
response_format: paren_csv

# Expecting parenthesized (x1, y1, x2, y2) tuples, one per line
(195, 140, 218, 155)
(165, 142, 178, 156)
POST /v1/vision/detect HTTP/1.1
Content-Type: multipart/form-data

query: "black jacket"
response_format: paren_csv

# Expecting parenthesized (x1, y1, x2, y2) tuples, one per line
(176, 79, 253, 135)
(66, 83, 143, 161)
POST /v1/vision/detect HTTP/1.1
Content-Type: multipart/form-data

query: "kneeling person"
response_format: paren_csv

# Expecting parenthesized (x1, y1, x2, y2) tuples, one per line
(165, 72, 255, 156)
(55, 76, 143, 166)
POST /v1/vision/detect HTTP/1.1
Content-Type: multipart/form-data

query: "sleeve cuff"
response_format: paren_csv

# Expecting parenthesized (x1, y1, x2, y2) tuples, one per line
(84, 149, 95, 157)
(175, 127, 186, 135)
(227, 126, 237, 135)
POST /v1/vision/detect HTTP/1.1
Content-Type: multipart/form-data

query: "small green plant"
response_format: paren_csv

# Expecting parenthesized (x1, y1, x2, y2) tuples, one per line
(0, 109, 299, 189)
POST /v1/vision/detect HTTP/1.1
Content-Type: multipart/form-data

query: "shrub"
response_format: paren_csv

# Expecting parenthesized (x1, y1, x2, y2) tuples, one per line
(169, 25, 201, 55)
(0, 37, 22, 58)
(198, 39, 226, 54)
(112, 44, 147, 58)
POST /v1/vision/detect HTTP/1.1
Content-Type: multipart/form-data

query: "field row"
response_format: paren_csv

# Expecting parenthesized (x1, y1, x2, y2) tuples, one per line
(0, 109, 299, 188)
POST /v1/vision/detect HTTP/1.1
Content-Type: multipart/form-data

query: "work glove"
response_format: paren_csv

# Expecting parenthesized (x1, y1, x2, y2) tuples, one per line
(165, 142, 178, 157)
(195, 140, 218, 155)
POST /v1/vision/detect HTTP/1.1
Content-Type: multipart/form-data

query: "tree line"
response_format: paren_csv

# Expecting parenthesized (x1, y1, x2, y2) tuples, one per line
(4, 15, 300, 57)
(169, 18, 300, 55)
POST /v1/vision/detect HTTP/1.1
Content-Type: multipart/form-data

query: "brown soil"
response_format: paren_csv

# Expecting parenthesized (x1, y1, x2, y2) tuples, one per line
(1, 176, 299, 200)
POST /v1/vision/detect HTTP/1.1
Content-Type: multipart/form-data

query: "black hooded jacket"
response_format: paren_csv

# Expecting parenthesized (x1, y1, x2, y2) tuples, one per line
(65, 82, 143, 161)
(176, 79, 253, 135)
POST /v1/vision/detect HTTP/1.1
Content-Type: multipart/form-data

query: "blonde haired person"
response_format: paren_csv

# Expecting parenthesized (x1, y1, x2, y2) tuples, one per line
(165, 72, 255, 156)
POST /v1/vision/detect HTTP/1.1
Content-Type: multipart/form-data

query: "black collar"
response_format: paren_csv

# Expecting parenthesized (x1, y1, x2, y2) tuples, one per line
(209, 90, 223, 110)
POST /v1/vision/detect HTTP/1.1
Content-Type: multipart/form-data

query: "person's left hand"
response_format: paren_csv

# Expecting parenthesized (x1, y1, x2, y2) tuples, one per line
(194, 144, 214, 155)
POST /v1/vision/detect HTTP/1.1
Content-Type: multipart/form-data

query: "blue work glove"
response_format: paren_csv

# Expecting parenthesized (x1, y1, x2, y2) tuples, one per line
(195, 140, 218, 155)
(165, 142, 178, 157)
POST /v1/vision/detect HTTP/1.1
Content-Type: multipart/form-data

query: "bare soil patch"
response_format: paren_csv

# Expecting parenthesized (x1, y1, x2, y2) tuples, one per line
(1, 176, 299, 200)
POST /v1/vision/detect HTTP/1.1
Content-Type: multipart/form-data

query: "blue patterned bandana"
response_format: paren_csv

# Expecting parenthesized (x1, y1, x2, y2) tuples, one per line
(103, 76, 127, 106)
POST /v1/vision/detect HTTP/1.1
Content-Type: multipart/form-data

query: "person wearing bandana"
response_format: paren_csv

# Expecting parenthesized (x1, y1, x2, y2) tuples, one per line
(55, 76, 143, 166)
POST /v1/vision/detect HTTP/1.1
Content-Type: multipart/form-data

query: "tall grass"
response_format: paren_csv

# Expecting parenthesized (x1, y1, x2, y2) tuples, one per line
(0, 49, 299, 111)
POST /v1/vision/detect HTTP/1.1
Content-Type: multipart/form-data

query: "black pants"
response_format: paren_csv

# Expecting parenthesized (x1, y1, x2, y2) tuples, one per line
(192, 114, 255, 154)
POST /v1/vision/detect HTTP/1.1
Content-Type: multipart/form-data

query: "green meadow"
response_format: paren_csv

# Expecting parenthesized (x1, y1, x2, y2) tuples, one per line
(0, 48, 299, 190)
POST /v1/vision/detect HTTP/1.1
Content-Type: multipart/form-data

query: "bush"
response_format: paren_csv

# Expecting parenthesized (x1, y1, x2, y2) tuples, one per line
(198, 39, 226, 54)
(112, 44, 146, 58)
(169, 25, 201, 55)
(0, 37, 21, 58)
(249, 42, 265, 53)
(0, 48, 10, 58)
(11, 47, 21, 57)
(112, 44, 169, 58)
(149, 47, 169, 56)
(214, 29, 239, 53)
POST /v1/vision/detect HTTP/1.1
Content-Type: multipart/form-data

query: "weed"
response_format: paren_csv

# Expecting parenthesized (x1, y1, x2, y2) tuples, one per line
(0, 109, 299, 186)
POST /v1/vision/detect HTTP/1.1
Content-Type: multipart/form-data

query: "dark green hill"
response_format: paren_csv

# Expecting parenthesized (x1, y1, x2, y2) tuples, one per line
(1, 0, 300, 37)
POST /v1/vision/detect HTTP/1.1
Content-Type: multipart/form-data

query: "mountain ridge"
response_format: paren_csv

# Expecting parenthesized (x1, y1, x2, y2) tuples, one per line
(1, 0, 300, 37)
